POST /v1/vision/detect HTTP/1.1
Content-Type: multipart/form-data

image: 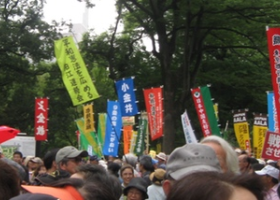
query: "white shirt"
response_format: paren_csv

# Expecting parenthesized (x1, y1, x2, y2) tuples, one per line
(147, 184, 166, 200)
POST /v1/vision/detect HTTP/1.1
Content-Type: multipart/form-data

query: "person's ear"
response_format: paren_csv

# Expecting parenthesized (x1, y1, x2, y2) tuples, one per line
(162, 179, 172, 196)
(59, 162, 66, 170)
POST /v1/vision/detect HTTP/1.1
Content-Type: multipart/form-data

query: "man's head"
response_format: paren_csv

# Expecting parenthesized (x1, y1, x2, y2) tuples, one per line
(55, 146, 88, 175)
(238, 154, 250, 173)
(163, 143, 221, 196)
(13, 151, 23, 164)
(156, 152, 166, 164)
(43, 148, 59, 173)
(255, 165, 279, 189)
(200, 135, 239, 173)
(89, 155, 100, 165)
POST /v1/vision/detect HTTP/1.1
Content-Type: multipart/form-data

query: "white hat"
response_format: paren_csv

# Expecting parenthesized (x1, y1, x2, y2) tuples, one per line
(255, 165, 279, 180)
(156, 152, 167, 161)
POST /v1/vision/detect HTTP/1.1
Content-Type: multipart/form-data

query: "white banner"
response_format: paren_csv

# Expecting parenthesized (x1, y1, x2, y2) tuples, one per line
(181, 110, 197, 143)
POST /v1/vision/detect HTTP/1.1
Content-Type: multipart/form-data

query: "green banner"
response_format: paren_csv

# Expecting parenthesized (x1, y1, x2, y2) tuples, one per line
(134, 114, 147, 155)
(97, 113, 106, 150)
(76, 118, 103, 158)
(54, 36, 99, 106)
(201, 86, 221, 136)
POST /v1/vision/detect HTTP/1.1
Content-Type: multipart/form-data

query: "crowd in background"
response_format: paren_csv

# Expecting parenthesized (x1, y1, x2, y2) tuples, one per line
(0, 135, 280, 200)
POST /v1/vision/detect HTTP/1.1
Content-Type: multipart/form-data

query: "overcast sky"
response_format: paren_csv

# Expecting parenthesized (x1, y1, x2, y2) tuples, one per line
(43, 0, 117, 34)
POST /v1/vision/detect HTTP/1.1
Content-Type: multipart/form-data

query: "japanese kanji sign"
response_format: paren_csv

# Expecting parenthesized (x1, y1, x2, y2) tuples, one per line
(83, 104, 95, 133)
(103, 101, 122, 156)
(191, 86, 220, 137)
(34, 98, 48, 141)
(115, 78, 138, 116)
(267, 27, 280, 129)
(143, 87, 163, 141)
(123, 125, 133, 154)
(134, 112, 148, 155)
(233, 111, 251, 151)
(252, 114, 267, 159)
(54, 36, 99, 106)
(181, 110, 197, 144)
(261, 131, 280, 160)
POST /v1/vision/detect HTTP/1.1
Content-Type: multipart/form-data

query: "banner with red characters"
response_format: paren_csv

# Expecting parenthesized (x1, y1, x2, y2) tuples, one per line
(143, 87, 163, 141)
(34, 98, 49, 141)
(267, 27, 280, 128)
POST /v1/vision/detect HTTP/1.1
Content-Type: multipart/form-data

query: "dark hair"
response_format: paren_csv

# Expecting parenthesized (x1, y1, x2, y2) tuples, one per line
(108, 162, 121, 178)
(13, 151, 23, 158)
(43, 148, 59, 170)
(0, 159, 21, 199)
(120, 164, 134, 177)
(166, 171, 265, 200)
(139, 156, 154, 172)
(76, 164, 107, 182)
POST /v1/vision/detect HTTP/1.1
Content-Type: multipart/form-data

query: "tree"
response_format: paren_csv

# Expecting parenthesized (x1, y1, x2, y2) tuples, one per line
(81, 0, 280, 153)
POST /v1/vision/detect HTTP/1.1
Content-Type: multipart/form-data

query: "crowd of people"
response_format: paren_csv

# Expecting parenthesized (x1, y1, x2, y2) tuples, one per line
(0, 135, 280, 199)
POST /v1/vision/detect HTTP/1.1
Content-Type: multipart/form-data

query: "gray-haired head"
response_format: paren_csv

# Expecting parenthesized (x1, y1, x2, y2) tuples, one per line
(122, 153, 138, 168)
(200, 135, 239, 174)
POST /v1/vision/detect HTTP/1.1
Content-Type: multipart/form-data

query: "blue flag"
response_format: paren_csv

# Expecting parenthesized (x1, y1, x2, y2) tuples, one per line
(267, 92, 278, 132)
(102, 101, 122, 156)
(115, 78, 138, 116)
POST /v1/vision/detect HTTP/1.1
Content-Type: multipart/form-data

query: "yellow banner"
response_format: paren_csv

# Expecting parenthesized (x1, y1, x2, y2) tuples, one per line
(253, 126, 267, 158)
(129, 131, 138, 154)
(234, 122, 251, 151)
(76, 118, 100, 156)
(54, 36, 99, 106)
(83, 104, 95, 133)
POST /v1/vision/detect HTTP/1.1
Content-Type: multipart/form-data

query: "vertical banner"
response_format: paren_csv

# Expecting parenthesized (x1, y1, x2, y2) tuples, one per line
(143, 87, 163, 141)
(191, 86, 220, 137)
(83, 104, 95, 133)
(123, 125, 133, 154)
(103, 101, 122, 156)
(253, 114, 268, 158)
(115, 77, 139, 116)
(233, 111, 251, 152)
(75, 118, 103, 157)
(261, 131, 280, 160)
(54, 36, 99, 106)
(181, 110, 197, 143)
(267, 92, 279, 132)
(134, 113, 148, 155)
(129, 131, 138, 153)
(34, 98, 49, 141)
(267, 27, 280, 128)
(97, 113, 106, 150)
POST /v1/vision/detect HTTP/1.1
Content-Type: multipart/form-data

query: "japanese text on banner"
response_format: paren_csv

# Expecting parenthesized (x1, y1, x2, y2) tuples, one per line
(261, 131, 280, 160)
(34, 98, 48, 141)
(83, 104, 95, 133)
(115, 78, 138, 116)
(54, 36, 99, 106)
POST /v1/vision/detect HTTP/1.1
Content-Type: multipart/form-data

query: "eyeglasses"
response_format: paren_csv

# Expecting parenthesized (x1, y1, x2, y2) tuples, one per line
(127, 188, 142, 197)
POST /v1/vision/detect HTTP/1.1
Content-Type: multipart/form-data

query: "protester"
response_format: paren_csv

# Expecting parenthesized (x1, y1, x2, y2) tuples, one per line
(147, 168, 166, 200)
(55, 146, 88, 175)
(0, 159, 21, 200)
(200, 135, 239, 173)
(155, 152, 167, 170)
(162, 143, 221, 196)
(122, 153, 140, 177)
(13, 151, 23, 164)
(123, 177, 149, 200)
(255, 165, 280, 200)
(108, 162, 121, 178)
(88, 155, 100, 165)
(120, 165, 134, 200)
(138, 155, 154, 186)
(166, 171, 265, 200)
(10, 193, 58, 200)
(44, 148, 59, 175)
(238, 154, 251, 173)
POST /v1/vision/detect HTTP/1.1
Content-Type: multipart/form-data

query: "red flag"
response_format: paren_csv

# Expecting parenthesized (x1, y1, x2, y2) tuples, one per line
(143, 87, 163, 141)
(261, 131, 280, 160)
(34, 98, 49, 141)
(267, 27, 280, 128)
(0, 126, 20, 143)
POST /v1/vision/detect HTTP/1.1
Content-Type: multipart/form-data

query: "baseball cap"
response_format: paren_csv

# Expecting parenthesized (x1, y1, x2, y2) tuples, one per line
(30, 157, 43, 164)
(156, 152, 167, 161)
(89, 155, 100, 161)
(55, 146, 88, 164)
(10, 193, 58, 200)
(21, 185, 83, 200)
(166, 143, 222, 180)
(255, 165, 280, 180)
